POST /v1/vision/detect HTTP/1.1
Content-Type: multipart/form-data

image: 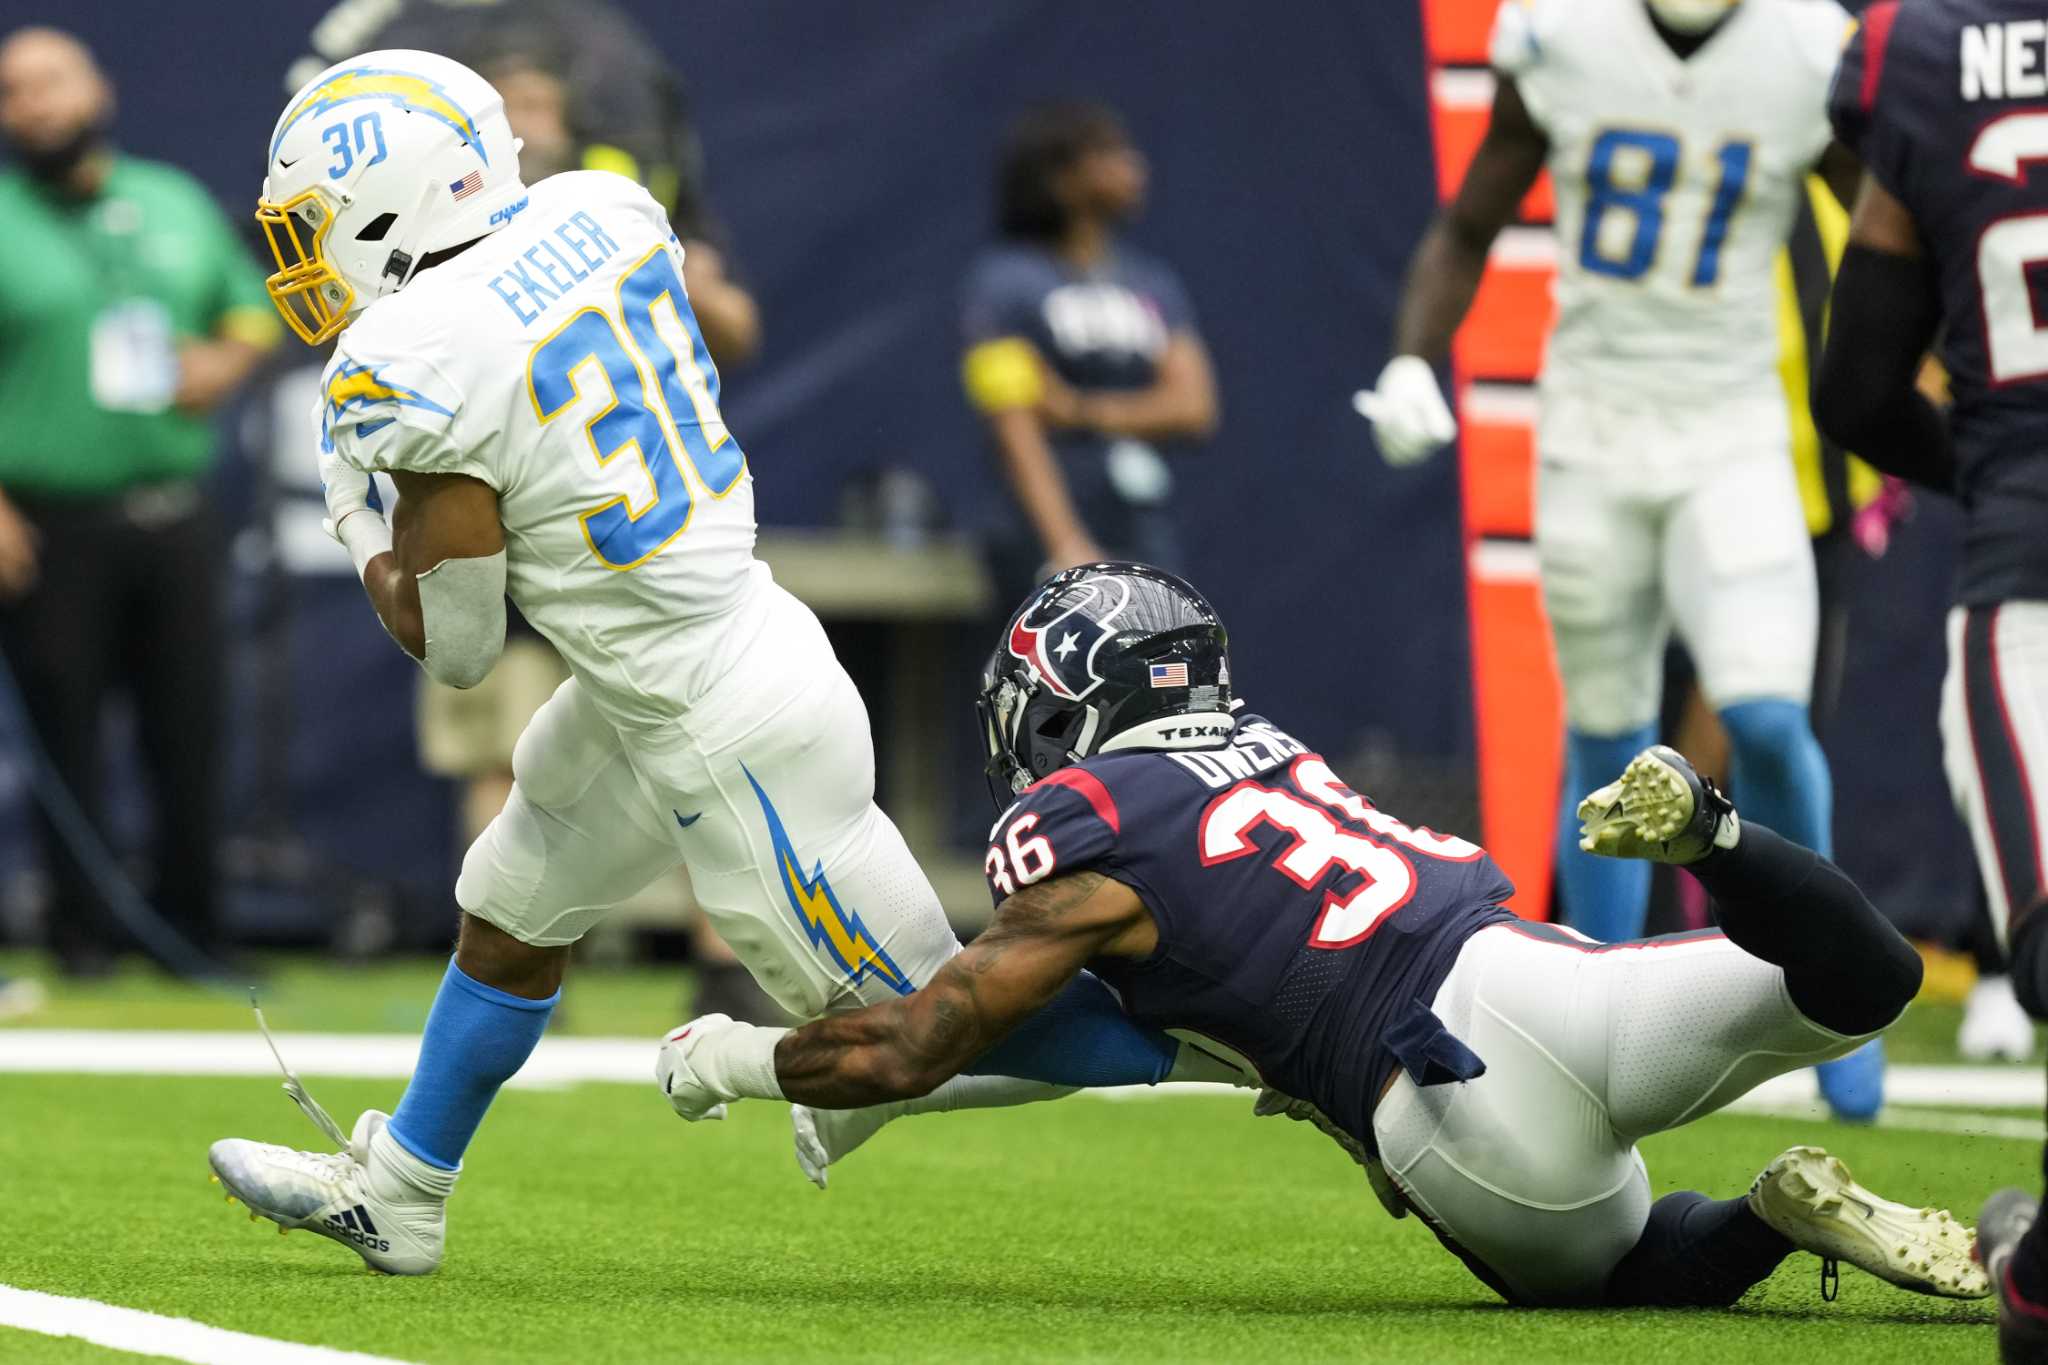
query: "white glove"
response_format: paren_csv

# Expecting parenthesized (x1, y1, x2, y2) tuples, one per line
(656, 1015, 734, 1122)
(317, 445, 376, 543)
(1353, 355, 1456, 466)
(654, 1013, 792, 1121)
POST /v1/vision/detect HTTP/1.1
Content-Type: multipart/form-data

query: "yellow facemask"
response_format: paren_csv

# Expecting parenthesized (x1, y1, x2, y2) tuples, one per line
(255, 188, 353, 345)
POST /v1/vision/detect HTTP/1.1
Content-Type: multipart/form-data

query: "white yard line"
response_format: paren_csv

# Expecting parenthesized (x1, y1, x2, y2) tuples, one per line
(0, 1284, 419, 1365)
(3, 1030, 2042, 1138)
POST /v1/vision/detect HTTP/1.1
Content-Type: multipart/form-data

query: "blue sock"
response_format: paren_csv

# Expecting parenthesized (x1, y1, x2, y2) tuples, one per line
(1556, 726, 1657, 942)
(1719, 699, 1833, 856)
(388, 960, 558, 1171)
(968, 971, 1177, 1086)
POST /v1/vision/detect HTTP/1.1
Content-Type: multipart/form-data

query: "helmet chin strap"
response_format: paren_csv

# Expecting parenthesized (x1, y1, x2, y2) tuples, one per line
(1097, 711, 1237, 754)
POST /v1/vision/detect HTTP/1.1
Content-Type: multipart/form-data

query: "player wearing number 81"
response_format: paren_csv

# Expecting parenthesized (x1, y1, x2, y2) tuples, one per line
(209, 50, 1201, 1276)
(1359, 0, 1881, 1117)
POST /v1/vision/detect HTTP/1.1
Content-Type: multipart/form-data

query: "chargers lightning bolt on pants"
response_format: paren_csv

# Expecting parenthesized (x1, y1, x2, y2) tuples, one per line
(395, 581, 1173, 1171)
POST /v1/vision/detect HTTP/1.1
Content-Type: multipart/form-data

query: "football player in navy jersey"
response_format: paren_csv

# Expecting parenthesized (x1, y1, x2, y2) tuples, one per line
(1816, 3, 2048, 1352)
(659, 563, 1986, 1307)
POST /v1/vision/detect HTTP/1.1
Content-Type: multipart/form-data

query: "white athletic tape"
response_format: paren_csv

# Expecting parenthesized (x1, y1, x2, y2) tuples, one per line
(0, 1284, 420, 1365)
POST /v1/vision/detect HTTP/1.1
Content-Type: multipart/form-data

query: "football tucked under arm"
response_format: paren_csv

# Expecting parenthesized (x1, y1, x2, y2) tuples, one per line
(659, 871, 1153, 1115)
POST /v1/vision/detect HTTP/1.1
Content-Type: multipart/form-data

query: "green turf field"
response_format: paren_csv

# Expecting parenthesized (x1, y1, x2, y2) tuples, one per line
(0, 1048, 2025, 1360)
(0, 956, 2035, 1362)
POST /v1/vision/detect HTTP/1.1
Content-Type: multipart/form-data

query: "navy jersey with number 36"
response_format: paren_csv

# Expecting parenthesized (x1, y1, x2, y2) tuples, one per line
(983, 716, 1516, 1146)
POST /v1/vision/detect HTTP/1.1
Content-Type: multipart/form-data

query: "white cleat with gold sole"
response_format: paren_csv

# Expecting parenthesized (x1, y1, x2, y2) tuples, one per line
(1747, 1145, 1989, 1299)
(1577, 745, 1737, 866)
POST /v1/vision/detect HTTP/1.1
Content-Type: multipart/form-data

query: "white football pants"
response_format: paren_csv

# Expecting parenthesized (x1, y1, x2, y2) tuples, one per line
(1372, 922, 1876, 1304)
(454, 578, 960, 1019)
(1535, 388, 1818, 735)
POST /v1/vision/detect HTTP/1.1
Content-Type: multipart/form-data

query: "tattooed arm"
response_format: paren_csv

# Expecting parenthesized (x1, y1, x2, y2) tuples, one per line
(766, 871, 1155, 1108)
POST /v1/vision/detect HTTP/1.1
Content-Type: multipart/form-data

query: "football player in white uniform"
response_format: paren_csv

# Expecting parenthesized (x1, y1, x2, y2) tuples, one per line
(205, 51, 1211, 1275)
(1357, 0, 1885, 1117)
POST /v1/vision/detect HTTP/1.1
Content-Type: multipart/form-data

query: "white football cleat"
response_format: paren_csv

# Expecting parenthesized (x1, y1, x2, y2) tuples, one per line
(1959, 975, 2036, 1064)
(791, 1102, 900, 1191)
(1747, 1145, 1988, 1299)
(1577, 745, 1738, 865)
(208, 1110, 452, 1276)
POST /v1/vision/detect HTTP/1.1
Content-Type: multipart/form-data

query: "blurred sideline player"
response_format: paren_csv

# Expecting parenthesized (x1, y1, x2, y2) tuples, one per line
(659, 563, 1986, 1309)
(1816, 2, 2048, 1352)
(1687, 178, 2032, 1058)
(1356, 0, 1885, 1116)
(1779, 175, 2031, 1061)
(298, 0, 777, 1020)
(207, 51, 1226, 1276)
(960, 103, 1219, 602)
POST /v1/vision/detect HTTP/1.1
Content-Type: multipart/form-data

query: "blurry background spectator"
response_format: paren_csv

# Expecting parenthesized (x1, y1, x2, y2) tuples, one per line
(960, 102, 1218, 605)
(0, 26, 277, 976)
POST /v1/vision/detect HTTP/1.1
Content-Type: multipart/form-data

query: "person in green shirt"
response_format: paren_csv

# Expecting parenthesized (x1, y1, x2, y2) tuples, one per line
(0, 27, 278, 977)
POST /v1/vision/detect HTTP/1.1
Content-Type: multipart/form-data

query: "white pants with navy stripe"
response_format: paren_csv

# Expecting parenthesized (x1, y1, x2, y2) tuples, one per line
(454, 579, 959, 1019)
(1371, 922, 1872, 1304)
(1940, 602, 2048, 954)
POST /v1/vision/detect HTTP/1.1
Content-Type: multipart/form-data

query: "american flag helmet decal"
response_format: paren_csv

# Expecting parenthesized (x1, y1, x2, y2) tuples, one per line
(1149, 662, 1189, 688)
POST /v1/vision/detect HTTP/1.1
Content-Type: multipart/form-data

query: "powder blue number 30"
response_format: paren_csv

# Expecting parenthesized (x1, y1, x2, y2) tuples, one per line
(1579, 129, 1752, 288)
(321, 112, 388, 180)
(528, 246, 747, 571)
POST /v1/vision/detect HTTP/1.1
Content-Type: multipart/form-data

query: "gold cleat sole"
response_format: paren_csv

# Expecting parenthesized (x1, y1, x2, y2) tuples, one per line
(1749, 1146, 1989, 1299)
(1578, 753, 1696, 856)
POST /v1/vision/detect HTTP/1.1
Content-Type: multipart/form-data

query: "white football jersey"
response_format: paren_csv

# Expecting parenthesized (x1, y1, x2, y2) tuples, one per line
(319, 171, 759, 731)
(1492, 0, 1851, 401)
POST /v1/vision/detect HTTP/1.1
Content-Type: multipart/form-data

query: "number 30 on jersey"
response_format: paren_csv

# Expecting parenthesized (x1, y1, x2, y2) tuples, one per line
(527, 246, 745, 571)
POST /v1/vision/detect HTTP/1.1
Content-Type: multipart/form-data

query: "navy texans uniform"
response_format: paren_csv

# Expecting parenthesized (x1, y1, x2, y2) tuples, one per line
(1829, 9, 2048, 1349)
(1831, 4, 2048, 969)
(664, 563, 1976, 1307)
(974, 565, 1913, 1304)
(985, 713, 1515, 1148)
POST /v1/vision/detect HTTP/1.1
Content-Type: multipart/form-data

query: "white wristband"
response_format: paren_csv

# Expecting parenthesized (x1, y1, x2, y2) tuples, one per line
(334, 509, 393, 582)
(697, 1023, 790, 1103)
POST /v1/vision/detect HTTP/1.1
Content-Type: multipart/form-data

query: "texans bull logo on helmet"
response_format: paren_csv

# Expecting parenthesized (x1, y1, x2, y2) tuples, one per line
(1007, 577, 1133, 702)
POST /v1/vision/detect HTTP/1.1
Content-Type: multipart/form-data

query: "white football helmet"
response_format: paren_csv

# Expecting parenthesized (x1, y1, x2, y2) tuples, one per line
(257, 50, 526, 344)
(1645, 0, 1741, 34)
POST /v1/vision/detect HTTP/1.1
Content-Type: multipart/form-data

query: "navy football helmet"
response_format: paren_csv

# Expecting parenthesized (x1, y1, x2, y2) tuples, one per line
(978, 562, 1233, 805)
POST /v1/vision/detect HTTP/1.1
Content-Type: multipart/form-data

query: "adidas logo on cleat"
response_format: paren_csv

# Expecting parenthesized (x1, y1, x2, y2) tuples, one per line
(324, 1204, 391, 1254)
